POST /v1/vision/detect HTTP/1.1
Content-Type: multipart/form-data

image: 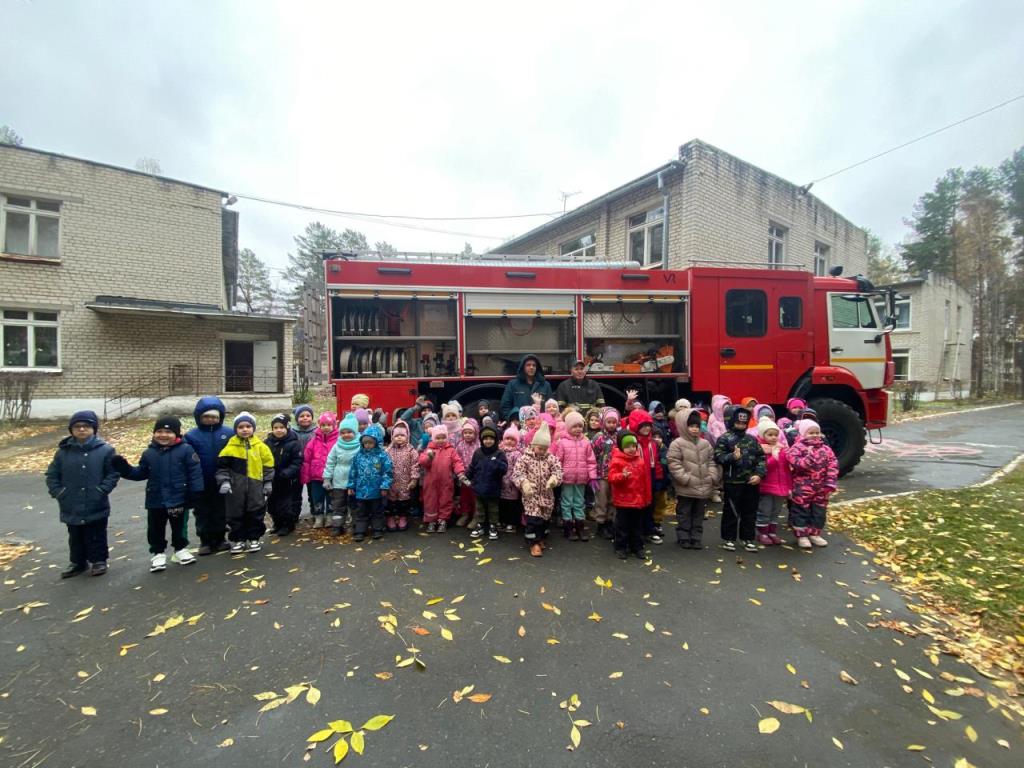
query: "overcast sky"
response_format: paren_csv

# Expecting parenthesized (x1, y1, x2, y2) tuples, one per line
(3, 0, 1023, 282)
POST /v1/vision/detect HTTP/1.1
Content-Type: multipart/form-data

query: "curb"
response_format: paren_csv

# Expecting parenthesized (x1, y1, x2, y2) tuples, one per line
(892, 401, 1021, 424)
(834, 450, 1024, 508)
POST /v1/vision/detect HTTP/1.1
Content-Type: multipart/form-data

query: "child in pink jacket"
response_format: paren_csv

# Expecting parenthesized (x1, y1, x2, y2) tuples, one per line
(755, 417, 791, 546)
(552, 411, 596, 541)
(301, 412, 338, 527)
(499, 425, 524, 533)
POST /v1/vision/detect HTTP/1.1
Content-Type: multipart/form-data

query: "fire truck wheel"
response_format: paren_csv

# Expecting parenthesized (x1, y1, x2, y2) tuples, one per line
(808, 397, 865, 477)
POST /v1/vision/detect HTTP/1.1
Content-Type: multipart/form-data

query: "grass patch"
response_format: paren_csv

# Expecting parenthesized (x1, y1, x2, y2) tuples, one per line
(833, 466, 1024, 638)
(891, 396, 1019, 422)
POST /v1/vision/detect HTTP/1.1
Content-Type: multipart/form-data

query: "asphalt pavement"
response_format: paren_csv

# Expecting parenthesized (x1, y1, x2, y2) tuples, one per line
(1, 405, 1021, 768)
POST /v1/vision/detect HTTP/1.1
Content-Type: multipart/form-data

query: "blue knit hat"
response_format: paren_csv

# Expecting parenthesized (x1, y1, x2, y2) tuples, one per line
(293, 404, 314, 419)
(233, 411, 256, 429)
(68, 410, 99, 433)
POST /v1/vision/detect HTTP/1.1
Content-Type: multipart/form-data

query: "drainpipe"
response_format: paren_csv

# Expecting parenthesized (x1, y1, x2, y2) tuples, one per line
(657, 169, 669, 270)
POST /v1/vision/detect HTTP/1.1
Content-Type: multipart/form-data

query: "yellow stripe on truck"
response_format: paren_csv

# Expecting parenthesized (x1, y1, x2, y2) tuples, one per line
(831, 357, 886, 364)
(719, 364, 774, 370)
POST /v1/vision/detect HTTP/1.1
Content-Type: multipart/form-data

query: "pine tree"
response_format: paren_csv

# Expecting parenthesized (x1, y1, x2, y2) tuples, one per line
(375, 241, 397, 257)
(865, 231, 903, 285)
(0, 125, 23, 146)
(282, 222, 368, 306)
(236, 248, 274, 313)
(901, 168, 964, 279)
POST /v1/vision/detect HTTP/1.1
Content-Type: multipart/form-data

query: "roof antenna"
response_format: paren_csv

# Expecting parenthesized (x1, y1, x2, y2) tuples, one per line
(559, 190, 581, 214)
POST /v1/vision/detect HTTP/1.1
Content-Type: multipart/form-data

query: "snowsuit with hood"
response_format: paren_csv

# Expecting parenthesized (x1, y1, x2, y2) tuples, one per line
(607, 431, 652, 556)
(347, 425, 393, 537)
(302, 415, 338, 521)
(323, 413, 361, 531)
(510, 426, 563, 543)
(265, 426, 304, 532)
(590, 407, 622, 527)
(499, 354, 554, 421)
(454, 419, 481, 522)
(385, 420, 421, 524)
(628, 409, 670, 535)
(707, 394, 731, 446)
(418, 427, 467, 523)
(184, 396, 234, 549)
(667, 408, 721, 547)
(713, 407, 767, 544)
(290, 404, 318, 519)
(45, 416, 121, 568)
(786, 422, 839, 537)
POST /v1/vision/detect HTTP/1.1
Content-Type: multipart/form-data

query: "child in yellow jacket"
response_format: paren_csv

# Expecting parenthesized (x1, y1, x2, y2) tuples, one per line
(216, 412, 274, 553)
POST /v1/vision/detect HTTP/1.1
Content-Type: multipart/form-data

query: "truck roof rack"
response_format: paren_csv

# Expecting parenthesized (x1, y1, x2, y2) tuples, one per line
(685, 259, 806, 271)
(320, 249, 637, 269)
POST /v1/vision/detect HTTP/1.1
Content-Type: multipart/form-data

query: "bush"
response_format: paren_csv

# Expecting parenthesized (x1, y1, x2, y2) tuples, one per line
(892, 380, 925, 412)
(0, 372, 43, 426)
(292, 380, 314, 406)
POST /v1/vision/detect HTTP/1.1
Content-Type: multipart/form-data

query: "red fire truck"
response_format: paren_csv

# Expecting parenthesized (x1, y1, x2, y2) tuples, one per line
(324, 254, 894, 475)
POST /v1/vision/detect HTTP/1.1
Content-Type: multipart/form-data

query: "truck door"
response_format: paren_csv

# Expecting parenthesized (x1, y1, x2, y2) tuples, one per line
(827, 292, 886, 389)
(717, 281, 777, 401)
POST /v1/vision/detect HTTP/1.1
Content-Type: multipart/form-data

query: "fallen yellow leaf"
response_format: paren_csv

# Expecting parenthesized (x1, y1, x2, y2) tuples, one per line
(217, 737, 234, 748)
(493, 655, 512, 664)
(350, 731, 365, 755)
(361, 714, 394, 731)
(758, 717, 780, 734)
(832, 737, 844, 751)
(81, 706, 97, 717)
(608, 671, 623, 679)
(333, 737, 349, 763)
(467, 693, 492, 703)
(149, 708, 168, 716)
(964, 725, 977, 743)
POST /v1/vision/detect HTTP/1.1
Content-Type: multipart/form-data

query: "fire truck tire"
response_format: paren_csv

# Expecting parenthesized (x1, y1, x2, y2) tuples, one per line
(808, 397, 865, 477)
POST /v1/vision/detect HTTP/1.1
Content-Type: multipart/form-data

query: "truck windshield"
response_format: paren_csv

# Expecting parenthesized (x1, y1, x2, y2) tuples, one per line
(831, 294, 878, 329)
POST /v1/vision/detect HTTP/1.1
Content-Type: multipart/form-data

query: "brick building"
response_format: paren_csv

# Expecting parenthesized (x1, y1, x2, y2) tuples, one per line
(0, 144, 294, 419)
(876, 272, 973, 400)
(496, 139, 869, 277)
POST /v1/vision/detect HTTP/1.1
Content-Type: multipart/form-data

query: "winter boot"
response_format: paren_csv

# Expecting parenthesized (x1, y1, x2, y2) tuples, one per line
(575, 520, 590, 542)
(386, 515, 398, 532)
(767, 522, 784, 545)
(565, 521, 577, 541)
(756, 526, 774, 546)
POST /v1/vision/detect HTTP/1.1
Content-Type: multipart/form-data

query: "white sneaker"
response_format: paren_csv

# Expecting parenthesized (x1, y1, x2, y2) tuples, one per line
(809, 535, 828, 547)
(149, 553, 167, 572)
(470, 526, 484, 538)
(172, 547, 196, 565)
(230, 541, 246, 554)
(246, 539, 262, 552)
(797, 536, 812, 549)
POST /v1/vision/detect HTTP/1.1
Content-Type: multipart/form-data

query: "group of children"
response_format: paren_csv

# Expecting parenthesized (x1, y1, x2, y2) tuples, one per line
(44, 389, 838, 577)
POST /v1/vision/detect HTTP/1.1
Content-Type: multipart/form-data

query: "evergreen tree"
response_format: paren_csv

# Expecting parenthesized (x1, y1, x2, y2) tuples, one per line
(282, 222, 368, 306)
(865, 231, 903, 285)
(0, 125, 23, 146)
(236, 248, 274, 313)
(901, 168, 964, 279)
(375, 240, 397, 257)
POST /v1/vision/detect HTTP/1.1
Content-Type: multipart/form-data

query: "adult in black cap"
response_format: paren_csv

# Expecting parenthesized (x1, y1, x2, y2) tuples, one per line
(554, 359, 605, 413)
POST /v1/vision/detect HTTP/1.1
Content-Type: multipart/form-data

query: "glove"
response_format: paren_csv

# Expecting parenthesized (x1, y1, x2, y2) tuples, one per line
(111, 454, 131, 474)
(545, 476, 559, 490)
(322, 479, 333, 491)
(588, 479, 600, 493)
(219, 481, 232, 495)
(520, 480, 536, 497)
(263, 482, 273, 496)
(167, 506, 185, 520)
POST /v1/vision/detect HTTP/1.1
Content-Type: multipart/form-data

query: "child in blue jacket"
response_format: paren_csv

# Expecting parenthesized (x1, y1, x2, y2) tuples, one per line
(347, 424, 394, 541)
(114, 415, 204, 572)
(183, 396, 233, 554)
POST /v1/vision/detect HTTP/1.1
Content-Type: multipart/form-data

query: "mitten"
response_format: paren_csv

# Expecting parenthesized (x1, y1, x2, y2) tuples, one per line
(545, 476, 559, 490)
(111, 454, 131, 474)
(219, 481, 232, 495)
(263, 482, 273, 496)
(520, 479, 536, 497)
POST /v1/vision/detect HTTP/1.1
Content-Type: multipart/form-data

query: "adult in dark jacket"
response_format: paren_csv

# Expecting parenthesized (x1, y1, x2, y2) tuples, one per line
(265, 413, 305, 536)
(184, 396, 233, 554)
(713, 406, 767, 551)
(45, 410, 121, 577)
(499, 354, 553, 422)
(113, 415, 204, 572)
(467, 425, 508, 538)
(554, 359, 605, 413)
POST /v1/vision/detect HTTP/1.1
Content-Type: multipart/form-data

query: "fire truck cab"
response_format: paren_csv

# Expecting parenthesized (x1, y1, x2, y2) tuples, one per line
(324, 254, 892, 475)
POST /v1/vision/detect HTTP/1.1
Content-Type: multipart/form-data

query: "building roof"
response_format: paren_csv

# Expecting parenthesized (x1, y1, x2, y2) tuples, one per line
(0, 143, 228, 197)
(87, 295, 295, 322)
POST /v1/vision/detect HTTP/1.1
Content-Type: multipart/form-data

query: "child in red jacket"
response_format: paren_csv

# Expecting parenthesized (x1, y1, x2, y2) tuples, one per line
(608, 431, 652, 560)
(418, 425, 469, 533)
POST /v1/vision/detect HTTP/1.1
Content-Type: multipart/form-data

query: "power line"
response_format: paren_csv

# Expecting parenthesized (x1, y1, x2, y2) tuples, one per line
(808, 91, 1024, 186)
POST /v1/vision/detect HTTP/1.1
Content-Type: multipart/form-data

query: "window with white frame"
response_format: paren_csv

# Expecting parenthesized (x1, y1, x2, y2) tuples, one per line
(1, 195, 61, 258)
(768, 223, 786, 269)
(893, 297, 911, 330)
(814, 242, 830, 276)
(560, 233, 597, 260)
(891, 348, 910, 381)
(1, 309, 60, 368)
(627, 207, 664, 267)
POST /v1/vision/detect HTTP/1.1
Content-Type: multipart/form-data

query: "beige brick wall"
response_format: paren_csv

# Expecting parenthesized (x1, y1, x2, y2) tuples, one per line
(0, 146, 293, 410)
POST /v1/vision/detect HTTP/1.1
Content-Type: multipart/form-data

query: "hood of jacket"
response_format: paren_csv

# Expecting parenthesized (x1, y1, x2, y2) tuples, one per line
(627, 409, 654, 433)
(514, 354, 547, 384)
(648, 400, 665, 417)
(673, 408, 702, 443)
(753, 404, 776, 422)
(711, 394, 731, 420)
(192, 396, 227, 431)
(360, 423, 385, 449)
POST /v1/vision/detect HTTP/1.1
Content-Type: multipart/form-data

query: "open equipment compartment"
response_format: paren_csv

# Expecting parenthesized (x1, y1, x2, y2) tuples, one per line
(582, 295, 687, 374)
(330, 293, 457, 378)
(463, 292, 576, 376)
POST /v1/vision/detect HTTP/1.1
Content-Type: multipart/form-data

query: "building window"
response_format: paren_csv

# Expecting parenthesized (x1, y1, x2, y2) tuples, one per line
(1, 309, 60, 368)
(891, 348, 910, 381)
(560, 233, 597, 260)
(1, 195, 61, 258)
(779, 296, 802, 329)
(768, 223, 786, 269)
(814, 242, 830, 276)
(627, 207, 664, 267)
(893, 298, 911, 330)
(725, 289, 767, 337)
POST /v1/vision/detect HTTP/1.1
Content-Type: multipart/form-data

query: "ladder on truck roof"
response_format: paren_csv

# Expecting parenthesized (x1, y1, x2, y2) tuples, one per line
(319, 249, 637, 270)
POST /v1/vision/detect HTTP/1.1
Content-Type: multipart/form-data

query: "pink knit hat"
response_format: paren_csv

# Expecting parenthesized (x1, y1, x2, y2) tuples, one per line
(502, 423, 520, 442)
(318, 412, 337, 427)
(429, 425, 448, 440)
(786, 398, 807, 411)
(796, 419, 819, 437)
(564, 411, 585, 431)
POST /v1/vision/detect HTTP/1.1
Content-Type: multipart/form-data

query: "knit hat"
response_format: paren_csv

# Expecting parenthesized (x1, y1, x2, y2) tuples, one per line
(429, 424, 448, 440)
(481, 415, 496, 430)
(201, 408, 221, 420)
(293, 404, 314, 419)
(518, 405, 538, 423)
(618, 431, 637, 450)
(271, 413, 290, 428)
(531, 422, 552, 447)
(480, 425, 498, 443)
(153, 414, 182, 437)
(675, 398, 691, 411)
(502, 423, 520, 442)
(233, 411, 256, 429)
(353, 408, 370, 425)
(319, 412, 337, 427)
(350, 393, 370, 409)
(757, 416, 779, 436)
(391, 420, 410, 440)
(786, 397, 807, 412)
(338, 413, 360, 436)
(801, 408, 819, 423)
(68, 410, 99, 433)
(449, 399, 464, 416)
(601, 407, 620, 424)
(422, 412, 440, 429)
(545, 398, 559, 411)
(564, 411, 585, 431)
(442, 403, 461, 419)
(797, 419, 820, 437)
